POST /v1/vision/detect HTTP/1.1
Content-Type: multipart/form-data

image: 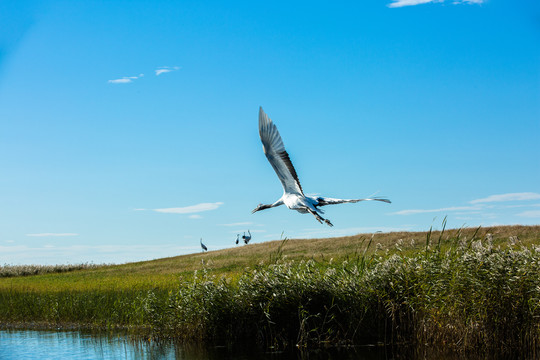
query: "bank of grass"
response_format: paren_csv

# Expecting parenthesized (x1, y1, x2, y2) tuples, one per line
(1, 225, 539, 355)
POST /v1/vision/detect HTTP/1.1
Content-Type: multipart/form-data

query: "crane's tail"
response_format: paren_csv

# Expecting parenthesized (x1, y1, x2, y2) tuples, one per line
(370, 197, 391, 204)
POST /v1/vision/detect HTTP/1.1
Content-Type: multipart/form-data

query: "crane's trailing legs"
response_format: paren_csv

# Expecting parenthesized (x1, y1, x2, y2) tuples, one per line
(307, 208, 333, 227)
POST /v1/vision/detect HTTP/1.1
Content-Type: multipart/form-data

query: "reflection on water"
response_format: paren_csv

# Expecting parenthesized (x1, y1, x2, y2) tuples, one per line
(0, 330, 171, 360)
(0, 329, 525, 360)
(0, 329, 391, 359)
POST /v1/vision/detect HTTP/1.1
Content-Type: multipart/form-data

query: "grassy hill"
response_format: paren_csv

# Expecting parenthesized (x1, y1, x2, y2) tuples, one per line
(1, 224, 538, 291)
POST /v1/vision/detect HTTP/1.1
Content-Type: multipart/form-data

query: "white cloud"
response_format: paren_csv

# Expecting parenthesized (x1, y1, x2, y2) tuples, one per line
(295, 226, 415, 239)
(387, 0, 483, 7)
(0, 244, 200, 265)
(392, 205, 482, 215)
(501, 203, 540, 209)
(230, 229, 266, 234)
(155, 66, 180, 76)
(108, 74, 144, 84)
(517, 210, 540, 218)
(26, 233, 79, 237)
(221, 222, 254, 227)
(263, 233, 288, 239)
(108, 78, 133, 84)
(189, 214, 202, 219)
(392, 193, 540, 216)
(470, 192, 540, 204)
(132, 208, 147, 211)
(153, 202, 224, 214)
(388, 0, 438, 8)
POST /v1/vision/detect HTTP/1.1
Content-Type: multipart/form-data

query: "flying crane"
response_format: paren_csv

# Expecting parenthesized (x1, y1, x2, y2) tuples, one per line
(252, 107, 390, 226)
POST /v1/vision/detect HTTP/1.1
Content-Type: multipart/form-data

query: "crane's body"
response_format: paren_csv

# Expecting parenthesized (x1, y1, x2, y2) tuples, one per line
(242, 230, 252, 244)
(252, 107, 390, 226)
(200, 238, 207, 252)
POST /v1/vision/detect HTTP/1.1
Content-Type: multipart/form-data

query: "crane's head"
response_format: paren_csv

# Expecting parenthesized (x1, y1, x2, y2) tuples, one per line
(252, 203, 270, 214)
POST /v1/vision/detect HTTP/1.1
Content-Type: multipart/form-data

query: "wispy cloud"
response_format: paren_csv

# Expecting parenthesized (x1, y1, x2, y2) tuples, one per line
(454, 0, 484, 3)
(394, 192, 540, 216)
(500, 203, 540, 209)
(155, 66, 180, 76)
(295, 226, 415, 239)
(392, 205, 482, 215)
(189, 214, 203, 219)
(517, 210, 540, 218)
(263, 233, 288, 239)
(153, 202, 224, 214)
(0, 244, 200, 265)
(108, 74, 144, 84)
(470, 192, 540, 204)
(388, 0, 439, 8)
(26, 233, 79, 237)
(229, 229, 266, 234)
(221, 222, 254, 227)
(388, 0, 483, 7)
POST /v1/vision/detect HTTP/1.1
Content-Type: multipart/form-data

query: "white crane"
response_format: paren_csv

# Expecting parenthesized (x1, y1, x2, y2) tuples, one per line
(252, 107, 390, 227)
(242, 230, 252, 244)
(200, 238, 207, 252)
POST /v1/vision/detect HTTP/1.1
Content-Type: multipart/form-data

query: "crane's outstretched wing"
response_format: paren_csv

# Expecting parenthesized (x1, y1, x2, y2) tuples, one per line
(314, 196, 391, 207)
(258, 107, 304, 195)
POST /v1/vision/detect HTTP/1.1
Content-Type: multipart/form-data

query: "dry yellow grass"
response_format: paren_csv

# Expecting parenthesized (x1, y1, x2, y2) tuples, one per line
(118, 224, 540, 274)
(1, 225, 538, 292)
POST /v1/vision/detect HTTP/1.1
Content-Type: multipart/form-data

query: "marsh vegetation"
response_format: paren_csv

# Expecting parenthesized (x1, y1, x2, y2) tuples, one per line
(1, 224, 539, 356)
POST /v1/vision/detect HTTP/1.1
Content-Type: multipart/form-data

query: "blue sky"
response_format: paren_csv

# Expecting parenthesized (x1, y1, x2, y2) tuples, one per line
(1, 0, 539, 264)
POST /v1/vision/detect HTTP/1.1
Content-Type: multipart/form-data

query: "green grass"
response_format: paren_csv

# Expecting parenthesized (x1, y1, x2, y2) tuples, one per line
(1, 224, 539, 355)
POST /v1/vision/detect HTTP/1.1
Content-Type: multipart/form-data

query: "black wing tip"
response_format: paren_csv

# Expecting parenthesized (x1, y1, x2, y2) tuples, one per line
(259, 106, 268, 124)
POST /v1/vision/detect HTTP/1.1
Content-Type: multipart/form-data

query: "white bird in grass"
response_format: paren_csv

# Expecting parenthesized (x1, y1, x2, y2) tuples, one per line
(200, 238, 207, 252)
(242, 230, 252, 244)
(252, 107, 391, 227)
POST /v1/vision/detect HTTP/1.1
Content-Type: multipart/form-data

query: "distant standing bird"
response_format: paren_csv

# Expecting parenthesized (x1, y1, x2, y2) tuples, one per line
(242, 230, 252, 244)
(252, 107, 391, 226)
(235, 234, 240, 245)
(200, 238, 207, 252)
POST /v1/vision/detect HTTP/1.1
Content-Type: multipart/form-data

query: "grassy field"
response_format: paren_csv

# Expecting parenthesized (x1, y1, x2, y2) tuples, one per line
(1, 224, 539, 354)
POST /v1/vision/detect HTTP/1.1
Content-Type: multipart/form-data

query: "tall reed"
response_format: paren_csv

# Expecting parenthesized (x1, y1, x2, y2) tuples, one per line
(142, 235, 540, 354)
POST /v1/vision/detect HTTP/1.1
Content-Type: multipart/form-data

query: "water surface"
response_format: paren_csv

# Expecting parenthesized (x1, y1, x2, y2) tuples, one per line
(0, 329, 389, 359)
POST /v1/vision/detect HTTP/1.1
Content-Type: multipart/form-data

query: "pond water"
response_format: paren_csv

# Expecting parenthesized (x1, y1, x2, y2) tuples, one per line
(0, 329, 390, 360)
